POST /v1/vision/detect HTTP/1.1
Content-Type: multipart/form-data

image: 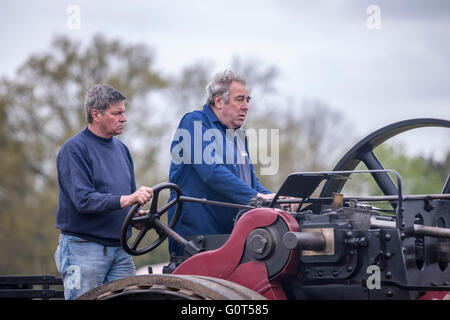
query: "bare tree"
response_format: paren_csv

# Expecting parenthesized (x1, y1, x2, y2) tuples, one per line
(0, 34, 167, 274)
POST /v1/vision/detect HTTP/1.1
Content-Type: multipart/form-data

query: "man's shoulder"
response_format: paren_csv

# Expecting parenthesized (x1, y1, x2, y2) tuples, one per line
(181, 109, 208, 121)
(57, 130, 90, 165)
(60, 130, 88, 152)
(178, 107, 213, 129)
(58, 129, 110, 156)
(112, 137, 131, 154)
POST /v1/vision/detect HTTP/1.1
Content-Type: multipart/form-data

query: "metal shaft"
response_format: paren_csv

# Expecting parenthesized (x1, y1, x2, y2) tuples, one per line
(370, 216, 450, 239)
(179, 196, 254, 210)
(283, 231, 326, 251)
(152, 218, 187, 246)
(152, 217, 201, 255)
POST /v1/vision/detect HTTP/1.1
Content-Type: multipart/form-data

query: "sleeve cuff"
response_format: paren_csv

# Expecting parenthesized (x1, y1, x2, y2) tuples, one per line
(110, 195, 122, 209)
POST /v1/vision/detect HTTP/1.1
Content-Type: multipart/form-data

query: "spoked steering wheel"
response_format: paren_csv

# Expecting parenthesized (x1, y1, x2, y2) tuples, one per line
(120, 182, 183, 255)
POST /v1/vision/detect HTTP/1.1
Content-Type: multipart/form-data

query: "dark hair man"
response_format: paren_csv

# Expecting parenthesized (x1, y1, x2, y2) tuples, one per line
(54, 84, 153, 299)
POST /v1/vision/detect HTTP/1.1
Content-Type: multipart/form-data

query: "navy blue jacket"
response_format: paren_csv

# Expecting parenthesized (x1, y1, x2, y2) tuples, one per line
(56, 128, 136, 246)
(168, 105, 270, 256)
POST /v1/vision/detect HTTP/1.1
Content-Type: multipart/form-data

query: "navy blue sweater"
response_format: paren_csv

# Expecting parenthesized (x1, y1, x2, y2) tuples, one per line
(56, 128, 136, 246)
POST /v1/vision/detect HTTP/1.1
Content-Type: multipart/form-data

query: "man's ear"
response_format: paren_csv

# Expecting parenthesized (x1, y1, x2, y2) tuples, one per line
(91, 109, 100, 122)
(214, 95, 223, 109)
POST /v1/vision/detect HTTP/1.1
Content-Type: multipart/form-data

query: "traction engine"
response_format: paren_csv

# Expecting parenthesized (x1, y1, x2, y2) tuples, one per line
(79, 118, 450, 300)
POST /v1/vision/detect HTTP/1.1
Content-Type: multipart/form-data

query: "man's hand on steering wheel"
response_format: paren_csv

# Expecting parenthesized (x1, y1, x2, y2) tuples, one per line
(120, 182, 183, 256)
(134, 209, 149, 230)
(120, 186, 154, 208)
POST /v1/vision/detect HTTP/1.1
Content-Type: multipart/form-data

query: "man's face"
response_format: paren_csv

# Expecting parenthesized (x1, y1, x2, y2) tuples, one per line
(215, 81, 250, 129)
(92, 101, 127, 138)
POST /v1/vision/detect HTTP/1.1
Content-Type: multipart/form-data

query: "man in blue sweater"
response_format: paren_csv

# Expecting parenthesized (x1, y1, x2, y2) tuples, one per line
(54, 84, 153, 299)
(168, 70, 274, 257)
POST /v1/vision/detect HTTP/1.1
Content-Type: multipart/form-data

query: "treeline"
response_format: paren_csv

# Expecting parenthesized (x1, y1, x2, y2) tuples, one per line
(0, 34, 448, 274)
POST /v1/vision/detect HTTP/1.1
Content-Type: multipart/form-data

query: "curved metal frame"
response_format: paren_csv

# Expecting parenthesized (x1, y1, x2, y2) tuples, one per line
(320, 118, 450, 198)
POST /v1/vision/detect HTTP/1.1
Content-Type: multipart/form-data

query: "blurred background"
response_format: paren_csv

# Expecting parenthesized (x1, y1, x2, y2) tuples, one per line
(0, 0, 449, 275)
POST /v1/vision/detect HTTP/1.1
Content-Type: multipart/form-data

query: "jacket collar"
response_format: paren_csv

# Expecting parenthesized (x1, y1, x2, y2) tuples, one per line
(202, 104, 243, 131)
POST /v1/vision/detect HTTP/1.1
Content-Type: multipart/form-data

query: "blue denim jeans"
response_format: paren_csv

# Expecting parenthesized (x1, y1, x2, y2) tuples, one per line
(54, 234, 136, 300)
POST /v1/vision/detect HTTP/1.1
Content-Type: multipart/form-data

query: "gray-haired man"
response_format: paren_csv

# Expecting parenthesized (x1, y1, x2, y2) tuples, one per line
(167, 70, 274, 256)
(54, 84, 153, 299)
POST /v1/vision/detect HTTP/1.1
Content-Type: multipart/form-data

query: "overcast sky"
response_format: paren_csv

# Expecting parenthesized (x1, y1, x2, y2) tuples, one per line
(1, 0, 449, 161)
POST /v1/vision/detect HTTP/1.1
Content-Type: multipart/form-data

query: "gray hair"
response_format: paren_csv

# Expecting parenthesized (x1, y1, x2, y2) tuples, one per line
(205, 70, 247, 107)
(84, 84, 127, 123)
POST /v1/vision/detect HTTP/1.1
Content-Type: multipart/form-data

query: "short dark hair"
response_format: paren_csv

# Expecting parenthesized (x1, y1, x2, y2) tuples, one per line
(84, 84, 127, 123)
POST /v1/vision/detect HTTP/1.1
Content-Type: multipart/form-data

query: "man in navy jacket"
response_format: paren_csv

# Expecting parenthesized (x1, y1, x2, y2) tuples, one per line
(168, 70, 273, 256)
(55, 84, 153, 299)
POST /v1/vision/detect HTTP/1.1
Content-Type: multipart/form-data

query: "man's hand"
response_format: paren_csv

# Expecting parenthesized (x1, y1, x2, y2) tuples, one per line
(134, 209, 149, 230)
(256, 193, 275, 200)
(279, 196, 299, 212)
(120, 186, 154, 208)
(257, 193, 299, 212)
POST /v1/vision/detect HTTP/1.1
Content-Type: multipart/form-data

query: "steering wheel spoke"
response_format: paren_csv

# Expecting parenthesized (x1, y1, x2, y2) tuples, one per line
(131, 227, 149, 251)
(157, 197, 179, 216)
